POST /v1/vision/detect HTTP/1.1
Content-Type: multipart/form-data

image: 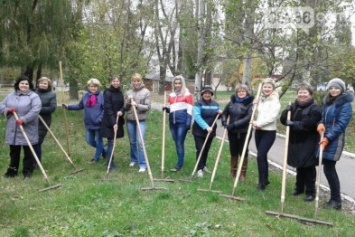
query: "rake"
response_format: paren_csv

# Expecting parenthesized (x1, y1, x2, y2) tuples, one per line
(38, 115, 84, 175)
(220, 83, 262, 201)
(265, 107, 332, 226)
(131, 103, 167, 191)
(154, 91, 174, 183)
(101, 115, 120, 181)
(59, 61, 71, 157)
(14, 112, 61, 192)
(179, 114, 219, 183)
(197, 117, 230, 194)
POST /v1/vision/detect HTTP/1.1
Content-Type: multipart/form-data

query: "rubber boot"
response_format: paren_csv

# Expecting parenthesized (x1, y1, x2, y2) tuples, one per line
(230, 156, 238, 178)
(239, 157, 248, 182)
(4, 166, 18, 178)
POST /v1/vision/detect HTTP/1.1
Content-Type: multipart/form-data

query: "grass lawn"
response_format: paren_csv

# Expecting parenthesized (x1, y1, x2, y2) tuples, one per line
(0, 108, 354, 236)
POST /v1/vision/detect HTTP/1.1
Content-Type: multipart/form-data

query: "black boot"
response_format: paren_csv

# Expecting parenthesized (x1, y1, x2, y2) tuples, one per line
(4, 167, 18, 178)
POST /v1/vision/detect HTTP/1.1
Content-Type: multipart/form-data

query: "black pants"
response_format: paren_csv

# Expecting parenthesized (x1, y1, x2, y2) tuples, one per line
(228, 132, 250, 157)
(255, 130, 276, 185)
(194, 135, 214, 171)
(295, 166, 316, 195)
(323, 159, 341, 202)
(9, 145, 34, 175)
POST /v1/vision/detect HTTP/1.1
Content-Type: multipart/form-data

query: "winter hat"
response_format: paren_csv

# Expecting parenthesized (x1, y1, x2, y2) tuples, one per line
(201, 85, 214, 96)
(327, 78, 346, 92)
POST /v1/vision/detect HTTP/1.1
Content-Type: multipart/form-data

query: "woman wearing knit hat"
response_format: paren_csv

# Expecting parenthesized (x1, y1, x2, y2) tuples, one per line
(192, 85, 222, 177)
(317, 78, 354, 210)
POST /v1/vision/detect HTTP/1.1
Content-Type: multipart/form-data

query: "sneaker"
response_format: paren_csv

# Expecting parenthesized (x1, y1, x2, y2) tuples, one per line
(129, 162, 136, 167)
(197, 169, 203, 177)
(203, 166, 211, 173)
(170, 167, 181, 172)
(138, 168, 146, 172)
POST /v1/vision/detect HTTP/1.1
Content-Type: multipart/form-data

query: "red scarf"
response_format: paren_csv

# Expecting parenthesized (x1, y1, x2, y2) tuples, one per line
(86, 94, 97, 107)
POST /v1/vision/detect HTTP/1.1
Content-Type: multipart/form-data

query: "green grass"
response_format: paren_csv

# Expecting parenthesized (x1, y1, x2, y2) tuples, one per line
(0, 108, 354, 236)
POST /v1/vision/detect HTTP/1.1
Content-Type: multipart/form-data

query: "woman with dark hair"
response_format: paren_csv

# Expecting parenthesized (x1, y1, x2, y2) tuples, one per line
(0, 75, 42, 178)
(280, 84, 322, 202)
(101, 76, 125, 171)
(317, 78, 354, 210)
(221, 84, 254, 180)
(33, 77, 57, 164)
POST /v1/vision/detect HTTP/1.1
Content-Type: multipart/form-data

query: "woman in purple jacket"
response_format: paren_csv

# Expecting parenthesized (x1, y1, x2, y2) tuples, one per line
(63, 78, 105, 164)
(0, 75, 41, 178)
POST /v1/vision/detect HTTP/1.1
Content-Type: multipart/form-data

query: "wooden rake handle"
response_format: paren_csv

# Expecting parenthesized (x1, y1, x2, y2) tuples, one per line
(190, 113, 220, 177)
(106, 115, 119, 174)
(131, 102, 155, 187)
(13, 112, 50, 183)
(231, 83, 262, 196)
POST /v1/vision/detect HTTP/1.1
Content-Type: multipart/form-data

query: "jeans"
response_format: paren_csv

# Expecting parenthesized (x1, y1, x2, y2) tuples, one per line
(85, 128, 104, 161)
(255, 130, 276, 185)
(127, 120, 146, 169)
(170, 123, 188, 169)
(323, 159, 341, 202)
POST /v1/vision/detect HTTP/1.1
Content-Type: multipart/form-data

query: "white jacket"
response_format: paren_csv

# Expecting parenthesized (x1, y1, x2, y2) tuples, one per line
(255, 91, 281, 131)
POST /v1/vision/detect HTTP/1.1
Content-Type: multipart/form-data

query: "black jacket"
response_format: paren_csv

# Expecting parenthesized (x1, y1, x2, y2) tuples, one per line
(280, 99, 322, 167)
(101, 86, 125, 139)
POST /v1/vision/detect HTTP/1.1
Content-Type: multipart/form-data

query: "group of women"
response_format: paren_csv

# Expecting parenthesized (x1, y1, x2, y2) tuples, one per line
(1, 74, 353, 210)
(164, 76, 353, 211)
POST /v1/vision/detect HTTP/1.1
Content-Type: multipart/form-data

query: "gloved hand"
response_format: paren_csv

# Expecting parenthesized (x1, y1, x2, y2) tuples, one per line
(226, 123, 234, 131)
(7, 107, 15, 115)
(206, 127, 212, 133)
(16, 119, 24, 126)
(317, 123, 325, 135)
(62, 104, 68, 109)
(162, 106, 167, 111)
(319, 137, 329, 149)
(286, 120, 294, 126)
(286, 104, 292, 111)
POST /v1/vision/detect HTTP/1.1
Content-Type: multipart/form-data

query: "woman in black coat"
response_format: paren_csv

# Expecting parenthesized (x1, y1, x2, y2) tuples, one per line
(101, 76, 125, 170)
(280, 84, 322, 202)
(34, 77, 57, 164)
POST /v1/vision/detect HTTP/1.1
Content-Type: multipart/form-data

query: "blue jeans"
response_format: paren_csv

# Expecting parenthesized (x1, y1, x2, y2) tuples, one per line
(169, 123, 188, 169)
(85, 128, 104, 161)
(127, 120, 146, 169)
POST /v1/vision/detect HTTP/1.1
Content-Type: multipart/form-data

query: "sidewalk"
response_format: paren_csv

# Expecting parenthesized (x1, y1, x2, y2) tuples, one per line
(151, 102, 355, 203)
(215, 126, 355, 204)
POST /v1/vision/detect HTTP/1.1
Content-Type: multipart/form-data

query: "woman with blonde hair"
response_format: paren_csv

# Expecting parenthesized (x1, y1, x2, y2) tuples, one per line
(221, 84, 254, 180)
(253, 78, 281, 191)
(163, 75, 193, 171)
(124, 73, 151, 172)
(63, 78, 105, 164)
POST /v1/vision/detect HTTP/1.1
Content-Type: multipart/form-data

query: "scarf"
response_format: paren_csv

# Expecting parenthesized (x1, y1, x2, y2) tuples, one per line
(86, 94, 97, 107)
